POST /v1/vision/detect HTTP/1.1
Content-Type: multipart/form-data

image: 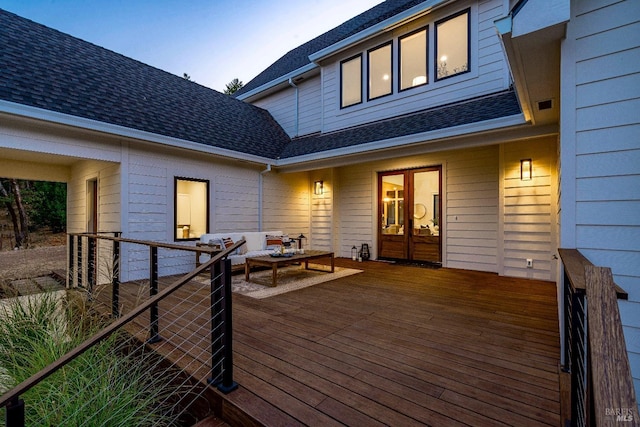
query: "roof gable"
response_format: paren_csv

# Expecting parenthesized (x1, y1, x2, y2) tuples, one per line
(0, 9, 291, 159)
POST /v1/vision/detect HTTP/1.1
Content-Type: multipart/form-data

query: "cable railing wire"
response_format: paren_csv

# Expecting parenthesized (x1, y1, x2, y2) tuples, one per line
(1, 233, 240, 426)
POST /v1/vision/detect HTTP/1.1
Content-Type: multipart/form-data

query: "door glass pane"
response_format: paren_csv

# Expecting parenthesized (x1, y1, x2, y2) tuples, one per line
(381, 174, 404, 234)
(413, 171, 439, 235)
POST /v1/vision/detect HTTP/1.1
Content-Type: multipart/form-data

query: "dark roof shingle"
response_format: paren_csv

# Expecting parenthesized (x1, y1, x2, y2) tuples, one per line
(279, 91, 521, 158)
(0, 9, 291, 159)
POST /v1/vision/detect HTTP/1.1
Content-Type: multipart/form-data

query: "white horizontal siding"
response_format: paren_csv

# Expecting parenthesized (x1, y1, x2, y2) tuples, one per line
(253, 87, 297, 137)
(565, 0, 640, 402)
(322, 0, 505, 132)
(298, 77, 322, 136)
(261, 171, 310, 237)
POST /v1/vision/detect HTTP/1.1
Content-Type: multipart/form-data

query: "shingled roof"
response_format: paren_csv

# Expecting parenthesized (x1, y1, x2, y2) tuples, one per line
(0, 9, 291, 159)
(279, 90, 521, 158)
(234, 0, 425, 97)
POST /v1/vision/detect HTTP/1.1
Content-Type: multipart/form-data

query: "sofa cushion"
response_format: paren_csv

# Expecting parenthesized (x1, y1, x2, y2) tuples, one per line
(265, 235, 283, 250)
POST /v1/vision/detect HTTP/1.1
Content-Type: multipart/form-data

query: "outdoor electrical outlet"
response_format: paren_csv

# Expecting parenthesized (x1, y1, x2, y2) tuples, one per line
(526, 259, 533, 268)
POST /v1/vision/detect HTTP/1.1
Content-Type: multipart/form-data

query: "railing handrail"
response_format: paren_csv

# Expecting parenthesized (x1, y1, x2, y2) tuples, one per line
(584, 265, 638, 424)
(0, 238, 245, 408)
(558, 248, 628, 299)
(559, 248, 637, 426)
(68, 232, 221, 255)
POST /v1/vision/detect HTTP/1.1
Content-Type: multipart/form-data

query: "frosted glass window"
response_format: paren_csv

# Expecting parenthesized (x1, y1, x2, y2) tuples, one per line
(399, 28, 427, 91)
(340, 55, 362, 108)
(435, 9, 470, 80)
(368, 42, 392, 100)
(175, 177, 209, 240)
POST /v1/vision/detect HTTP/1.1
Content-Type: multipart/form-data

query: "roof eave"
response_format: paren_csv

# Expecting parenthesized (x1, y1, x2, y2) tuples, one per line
(0, 100, 276, 165)
(275, 113, 532, 169)
(236, 63, 318, 102)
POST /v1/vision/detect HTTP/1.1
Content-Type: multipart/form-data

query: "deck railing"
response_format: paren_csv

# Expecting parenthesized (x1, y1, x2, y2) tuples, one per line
(1, 233, 241, 426)
(559, 249, 637, 426)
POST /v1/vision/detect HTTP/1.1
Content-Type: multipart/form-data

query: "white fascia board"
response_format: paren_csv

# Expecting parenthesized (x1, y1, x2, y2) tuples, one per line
(276, 114, 527, 166)
(235, 63, 318, 101)
(308, 0, 451, 63)
(512, 0, 569, 38)
(0, 100, 274, 165)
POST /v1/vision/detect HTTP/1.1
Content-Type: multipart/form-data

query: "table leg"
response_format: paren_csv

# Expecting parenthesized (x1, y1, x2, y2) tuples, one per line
(330, 254, 334, 273)
(245, 261, 250, 282)
(272, 264, 278, 287)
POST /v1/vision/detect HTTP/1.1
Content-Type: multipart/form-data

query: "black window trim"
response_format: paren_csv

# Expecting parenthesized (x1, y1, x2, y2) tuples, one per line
(398, 25, 429, 93)
(174, 176, 210, 242)
(340, 53, 363, 109)
(434, 8, 471, 82)
(366, 40, 393, 102)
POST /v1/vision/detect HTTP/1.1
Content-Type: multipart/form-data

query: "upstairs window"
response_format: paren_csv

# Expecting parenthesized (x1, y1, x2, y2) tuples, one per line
(367, 42, 392, 100)
(340, 54, 362, 108)
(435, 9, 470, 81)
(399, 27, 428, 91)
(175, 177, 209, 241)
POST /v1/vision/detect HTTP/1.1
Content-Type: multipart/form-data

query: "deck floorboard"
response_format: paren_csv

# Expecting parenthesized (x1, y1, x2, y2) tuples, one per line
(103, 259, 561, 426)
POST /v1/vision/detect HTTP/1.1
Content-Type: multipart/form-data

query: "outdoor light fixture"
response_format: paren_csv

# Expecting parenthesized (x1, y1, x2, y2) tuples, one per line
(520, 159, 532, 181)
(314, 180, 324, 195)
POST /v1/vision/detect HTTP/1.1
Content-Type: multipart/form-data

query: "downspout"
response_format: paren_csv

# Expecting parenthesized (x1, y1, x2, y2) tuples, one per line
(288, 78, 299, 137)
(258, 164, 272, 230)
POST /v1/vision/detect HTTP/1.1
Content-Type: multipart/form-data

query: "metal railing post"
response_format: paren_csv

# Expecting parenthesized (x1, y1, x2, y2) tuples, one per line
(77, 235, 83, 289)
(217, 258, 238, 394)
(87, 236, 96, 300)
(148, 246, 161, 343)
(112, 235, 121, 318)
(5, 396, 25, 427)
(208, 258, 224, 386)
(67, 234, 74, 288)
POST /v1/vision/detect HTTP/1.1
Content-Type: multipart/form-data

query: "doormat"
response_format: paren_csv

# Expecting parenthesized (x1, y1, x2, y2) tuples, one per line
(389, 260, 442, 269)
(229, 265, 362, 299)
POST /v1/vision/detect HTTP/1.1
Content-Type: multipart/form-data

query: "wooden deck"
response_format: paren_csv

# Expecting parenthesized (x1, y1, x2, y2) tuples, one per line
(108, 259, 561, 426)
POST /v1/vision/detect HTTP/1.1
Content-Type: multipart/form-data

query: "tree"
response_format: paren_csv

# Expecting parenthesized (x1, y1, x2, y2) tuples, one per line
(224, 78, 243, 95)
(183, 73, 193, 82)
(28, 181, 67, 233)
(0, 179, 29, 248)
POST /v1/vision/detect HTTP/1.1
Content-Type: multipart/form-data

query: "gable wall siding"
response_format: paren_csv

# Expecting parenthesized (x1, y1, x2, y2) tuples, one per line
(563, 0, 640, 399)
(253, 87, 297, 137)
(297, 76, 323, 136)
(501, 136, 558, 281)
(319, 0, 509, 133)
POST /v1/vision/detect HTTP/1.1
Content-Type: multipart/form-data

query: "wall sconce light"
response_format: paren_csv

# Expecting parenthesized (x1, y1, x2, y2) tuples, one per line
(314, 180, 324, 195)
(520, 159, 532, 181)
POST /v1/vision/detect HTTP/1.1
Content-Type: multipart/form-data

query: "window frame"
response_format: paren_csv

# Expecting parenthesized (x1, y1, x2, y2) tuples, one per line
(340, 53, 363, 109)
(434, 8, 471, 82)
(398, 26, 429, 93)
(174, 176, 210, 242)
(367, 41, 393, 101)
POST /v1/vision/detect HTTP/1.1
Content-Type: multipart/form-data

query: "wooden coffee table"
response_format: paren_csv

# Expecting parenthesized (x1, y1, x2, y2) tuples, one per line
(245, 250, 334, 287)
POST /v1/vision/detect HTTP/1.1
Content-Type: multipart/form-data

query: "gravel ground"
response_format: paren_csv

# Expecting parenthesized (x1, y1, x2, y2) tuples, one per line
(0, 245, 67, 282)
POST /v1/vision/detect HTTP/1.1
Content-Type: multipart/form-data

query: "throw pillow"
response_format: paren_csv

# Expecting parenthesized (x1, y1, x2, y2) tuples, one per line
(265, 235, 283, 250)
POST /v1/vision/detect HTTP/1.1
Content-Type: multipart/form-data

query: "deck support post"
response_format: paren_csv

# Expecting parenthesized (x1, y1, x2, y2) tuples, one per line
(148, 246, 161, 343)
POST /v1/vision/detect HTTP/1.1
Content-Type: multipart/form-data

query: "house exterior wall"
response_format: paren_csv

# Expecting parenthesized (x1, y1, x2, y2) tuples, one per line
(261, 171, 311, 239)
(330, 138, 557, 280)
(561, 0, 640, 399)
(319, 0, 509, 134)
(251, 0, 511, 138)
